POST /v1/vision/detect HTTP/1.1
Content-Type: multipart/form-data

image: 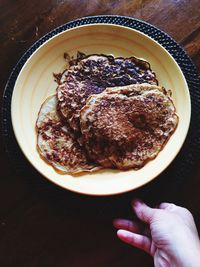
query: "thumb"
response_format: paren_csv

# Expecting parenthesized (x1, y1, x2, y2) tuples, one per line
(132, 199, 155, 224)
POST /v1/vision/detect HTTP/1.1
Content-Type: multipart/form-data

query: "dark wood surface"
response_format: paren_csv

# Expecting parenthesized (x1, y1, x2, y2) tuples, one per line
(1, 1, 200, 266)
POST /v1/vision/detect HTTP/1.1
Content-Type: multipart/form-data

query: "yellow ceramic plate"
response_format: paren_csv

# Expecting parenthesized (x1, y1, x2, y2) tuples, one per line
(11, 24, 191, 195)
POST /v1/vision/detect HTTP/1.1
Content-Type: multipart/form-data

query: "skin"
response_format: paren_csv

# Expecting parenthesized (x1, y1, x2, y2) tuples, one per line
(113, 200, 200, 267)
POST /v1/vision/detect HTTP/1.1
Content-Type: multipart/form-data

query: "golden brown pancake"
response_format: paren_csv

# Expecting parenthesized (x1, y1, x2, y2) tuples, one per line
(80, 83, 179, 170)
(57, 52, 158, 133)
(36, 95, 100, 174)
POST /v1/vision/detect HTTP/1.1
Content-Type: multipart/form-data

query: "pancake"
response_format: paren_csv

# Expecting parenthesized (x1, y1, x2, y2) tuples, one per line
(36, 95, 100, 174)
(80, 83, 179, 170)
(57, 52, 158, 133)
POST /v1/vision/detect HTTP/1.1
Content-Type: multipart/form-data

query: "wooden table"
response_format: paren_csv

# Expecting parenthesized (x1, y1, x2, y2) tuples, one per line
(1, 1, 200, 266)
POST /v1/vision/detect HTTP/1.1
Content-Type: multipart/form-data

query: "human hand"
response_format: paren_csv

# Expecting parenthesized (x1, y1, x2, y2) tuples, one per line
(113, 200, 200, 267)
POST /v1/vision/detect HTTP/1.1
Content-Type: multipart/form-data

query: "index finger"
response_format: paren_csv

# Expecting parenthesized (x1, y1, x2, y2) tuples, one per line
(132, 199, 155, 224)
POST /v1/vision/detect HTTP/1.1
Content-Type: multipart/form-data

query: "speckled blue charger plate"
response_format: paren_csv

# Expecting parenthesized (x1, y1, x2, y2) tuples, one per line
(2, 15, 200, 198)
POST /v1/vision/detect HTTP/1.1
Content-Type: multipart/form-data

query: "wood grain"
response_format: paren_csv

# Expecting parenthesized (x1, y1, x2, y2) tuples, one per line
(0, 1, 200, 266)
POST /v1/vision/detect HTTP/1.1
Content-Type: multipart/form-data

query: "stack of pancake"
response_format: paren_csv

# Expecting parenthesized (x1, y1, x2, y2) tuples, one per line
(36, 52, 178, 174)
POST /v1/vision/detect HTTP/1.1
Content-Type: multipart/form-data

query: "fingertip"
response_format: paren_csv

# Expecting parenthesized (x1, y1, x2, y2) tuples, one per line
(132, 200, 154, 224)
(117, 229, 124, 236)
(117, 229, 132, 243)
(117, 230, 152, 255)
(131, 198, 143, 210)
(131, 198, 141, 205)
(113, 218, 120, 228)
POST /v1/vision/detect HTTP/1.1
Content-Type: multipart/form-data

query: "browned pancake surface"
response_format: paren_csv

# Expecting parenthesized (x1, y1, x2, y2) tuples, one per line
(57, 53, 158, 133)
(36, 95, 100, 174)
(80, 84, 178, 169)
